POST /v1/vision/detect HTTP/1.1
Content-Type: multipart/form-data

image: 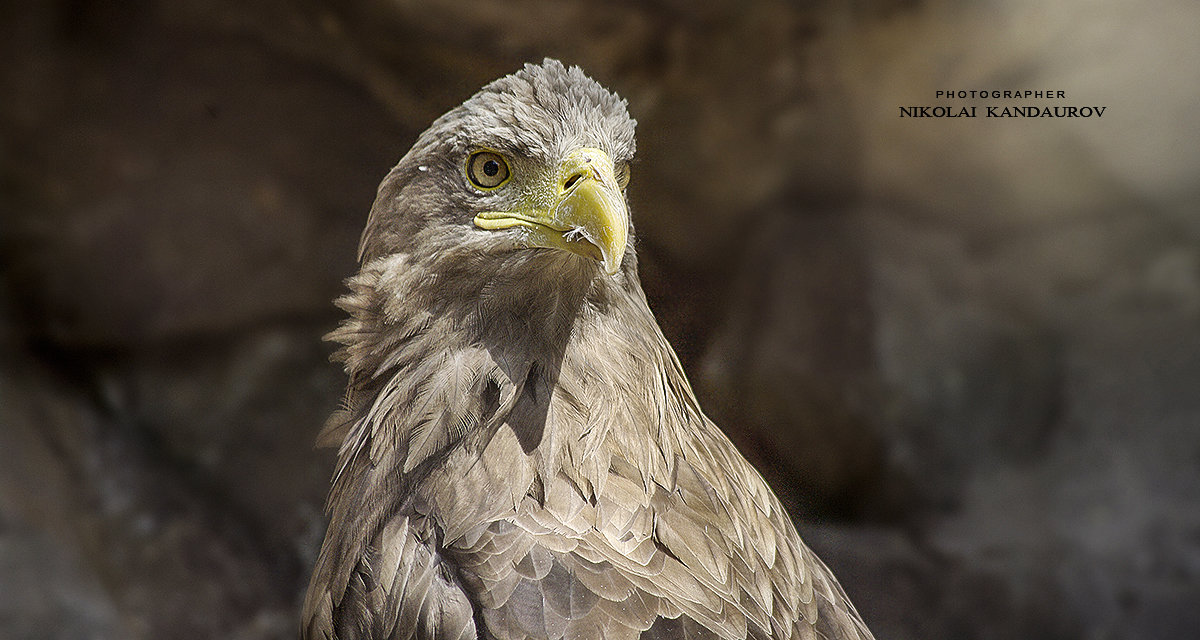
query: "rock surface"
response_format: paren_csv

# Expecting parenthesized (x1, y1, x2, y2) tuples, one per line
(2, 1, 1198, 638)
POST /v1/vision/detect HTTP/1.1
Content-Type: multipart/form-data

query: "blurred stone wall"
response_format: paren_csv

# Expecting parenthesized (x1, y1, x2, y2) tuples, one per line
(2, 0, 1198, 638)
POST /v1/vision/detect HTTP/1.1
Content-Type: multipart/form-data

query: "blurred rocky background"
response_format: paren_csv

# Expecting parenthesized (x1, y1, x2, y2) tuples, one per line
(2, 0, 1198, 638)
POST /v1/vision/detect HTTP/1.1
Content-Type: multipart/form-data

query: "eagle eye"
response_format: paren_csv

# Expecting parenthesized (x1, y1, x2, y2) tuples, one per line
(466, 151, 511, 190)
(615, 163, 631, 190)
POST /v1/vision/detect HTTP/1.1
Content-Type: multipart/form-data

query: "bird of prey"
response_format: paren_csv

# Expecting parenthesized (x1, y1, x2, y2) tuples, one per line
(302, 59, 875, 640)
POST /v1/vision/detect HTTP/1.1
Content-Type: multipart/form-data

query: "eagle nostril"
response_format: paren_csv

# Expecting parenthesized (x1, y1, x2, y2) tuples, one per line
(563, 173, 584, 191)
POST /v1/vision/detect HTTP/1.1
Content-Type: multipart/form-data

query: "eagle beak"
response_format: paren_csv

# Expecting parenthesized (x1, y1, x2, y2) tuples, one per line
(551, 147, 628, 275)
(474, 147, 628, 275)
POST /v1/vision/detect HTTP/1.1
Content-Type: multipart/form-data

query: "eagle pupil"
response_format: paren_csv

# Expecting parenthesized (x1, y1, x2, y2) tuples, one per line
(483, 160, 500, 177)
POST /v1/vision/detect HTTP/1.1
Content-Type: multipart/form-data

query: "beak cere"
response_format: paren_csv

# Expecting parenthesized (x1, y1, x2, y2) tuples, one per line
(473, 147, 629, 275)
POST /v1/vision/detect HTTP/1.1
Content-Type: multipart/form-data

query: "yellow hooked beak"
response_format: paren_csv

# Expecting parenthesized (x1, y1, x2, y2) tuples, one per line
(473, 147, 628, 275)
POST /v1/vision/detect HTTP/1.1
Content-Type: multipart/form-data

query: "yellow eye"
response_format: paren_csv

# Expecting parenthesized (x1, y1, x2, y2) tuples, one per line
(466, 151, 511, 190)
(615, 163, 631, 190)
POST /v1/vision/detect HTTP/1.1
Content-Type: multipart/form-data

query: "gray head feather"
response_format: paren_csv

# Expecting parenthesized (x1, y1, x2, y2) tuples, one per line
(440, 58, 637, 164)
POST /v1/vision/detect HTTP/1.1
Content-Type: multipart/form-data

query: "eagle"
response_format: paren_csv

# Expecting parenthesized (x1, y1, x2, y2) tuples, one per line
(302, 59, 875, 640)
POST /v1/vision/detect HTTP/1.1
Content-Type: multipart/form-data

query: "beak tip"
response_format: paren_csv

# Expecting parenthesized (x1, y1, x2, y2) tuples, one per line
(600, 227, 627, 276)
